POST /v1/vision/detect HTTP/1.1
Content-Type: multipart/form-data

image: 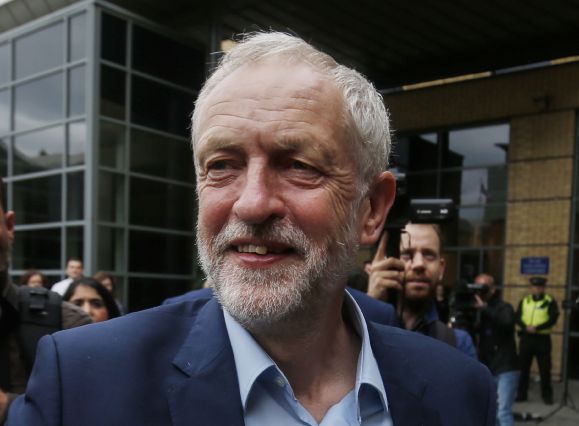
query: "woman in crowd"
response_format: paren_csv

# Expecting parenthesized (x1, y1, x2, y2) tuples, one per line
(19, 270, 49, 289)
(63, 278, 121, 323)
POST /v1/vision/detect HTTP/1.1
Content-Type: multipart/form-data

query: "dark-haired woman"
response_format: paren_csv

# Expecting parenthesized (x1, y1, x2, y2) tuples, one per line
(63, 278, 120, 323)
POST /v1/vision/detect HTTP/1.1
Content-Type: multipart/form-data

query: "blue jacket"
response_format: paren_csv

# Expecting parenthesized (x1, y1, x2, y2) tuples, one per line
(8, 293, 495, 425)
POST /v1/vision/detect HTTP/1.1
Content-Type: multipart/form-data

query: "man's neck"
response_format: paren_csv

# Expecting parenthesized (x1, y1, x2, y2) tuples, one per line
(251, 291, 361, 423)
(402, 297, 430, 330)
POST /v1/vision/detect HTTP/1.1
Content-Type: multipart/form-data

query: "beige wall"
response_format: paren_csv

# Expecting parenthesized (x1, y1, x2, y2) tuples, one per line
(383, 64, 579, 378)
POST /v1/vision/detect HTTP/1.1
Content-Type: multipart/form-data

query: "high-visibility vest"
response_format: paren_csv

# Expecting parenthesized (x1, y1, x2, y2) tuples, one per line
(521, 294, 554, 334)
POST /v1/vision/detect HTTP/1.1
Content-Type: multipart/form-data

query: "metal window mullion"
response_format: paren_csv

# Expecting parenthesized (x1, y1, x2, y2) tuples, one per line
(122, 15, 133, 306)
(84, 2, 99, 275)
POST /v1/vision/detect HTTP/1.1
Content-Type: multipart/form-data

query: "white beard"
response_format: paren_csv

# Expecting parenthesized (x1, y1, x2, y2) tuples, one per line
(197, 215, 359, 332)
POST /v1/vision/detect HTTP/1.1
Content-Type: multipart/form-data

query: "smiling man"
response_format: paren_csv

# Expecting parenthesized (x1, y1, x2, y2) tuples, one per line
(8, 32, 494, 426)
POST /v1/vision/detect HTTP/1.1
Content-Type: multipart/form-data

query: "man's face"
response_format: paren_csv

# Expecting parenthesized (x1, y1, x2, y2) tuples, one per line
(532, 284, 546, 298)
(66, 260, 83, 279)
(474, 274, 494, 301)
(400, 224, 445, 302)
(195, 59, 364, 329)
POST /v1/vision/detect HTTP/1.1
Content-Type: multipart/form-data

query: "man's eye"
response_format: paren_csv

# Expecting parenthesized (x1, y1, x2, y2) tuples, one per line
(400, 253, 411, 261)
(207, 160, 230, 170)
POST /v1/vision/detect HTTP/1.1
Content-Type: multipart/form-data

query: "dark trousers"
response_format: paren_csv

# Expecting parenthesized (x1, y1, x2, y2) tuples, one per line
(518, 334, 552, 399)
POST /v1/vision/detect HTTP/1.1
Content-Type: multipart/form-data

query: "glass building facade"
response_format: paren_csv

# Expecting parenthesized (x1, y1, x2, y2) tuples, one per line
(392, 123, 510, 286)
(0, 3, 205, 311)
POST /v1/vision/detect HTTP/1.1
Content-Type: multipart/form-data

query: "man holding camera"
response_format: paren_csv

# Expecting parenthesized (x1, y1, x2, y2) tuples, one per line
(474, 273, 519, 426)
(515, 277, 559, 405)
(367, 222, 477, 358)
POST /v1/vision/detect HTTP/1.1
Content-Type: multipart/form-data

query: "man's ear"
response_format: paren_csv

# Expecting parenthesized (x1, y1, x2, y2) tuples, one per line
(5, 210, 15, 245)
(359, 171, 396, 246)
(438, 257, 446, 282)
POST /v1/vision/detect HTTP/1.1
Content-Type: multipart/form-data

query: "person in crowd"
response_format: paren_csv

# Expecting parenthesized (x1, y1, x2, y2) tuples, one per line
(367, 223, 478, 358)
(50, 258, 84, 296)
(7, 32, 495, 425)
(63, 278, 120, 323)
(0, 178, 91, 423)
(93, 271, 126, 315)
(18, 270, 49, 289)
(515, 276, 559, 405)
(474, 273, 519, 426)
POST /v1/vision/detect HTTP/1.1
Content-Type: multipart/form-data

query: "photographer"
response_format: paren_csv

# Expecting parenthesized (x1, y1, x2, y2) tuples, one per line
(367, 222, 477, 358)
(474, 273, 519, 426)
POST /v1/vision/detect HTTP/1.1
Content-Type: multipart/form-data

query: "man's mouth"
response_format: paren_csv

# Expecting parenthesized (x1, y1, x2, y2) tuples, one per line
(234, 244, 293, 256)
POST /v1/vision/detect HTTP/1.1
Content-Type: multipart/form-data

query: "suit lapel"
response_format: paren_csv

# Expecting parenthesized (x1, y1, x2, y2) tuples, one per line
(368, 323, 442, 426)
(165, 298, 245, 426)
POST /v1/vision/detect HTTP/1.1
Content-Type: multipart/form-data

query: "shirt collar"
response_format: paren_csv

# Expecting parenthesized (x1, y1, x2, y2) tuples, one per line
(223, 290, 389, 418)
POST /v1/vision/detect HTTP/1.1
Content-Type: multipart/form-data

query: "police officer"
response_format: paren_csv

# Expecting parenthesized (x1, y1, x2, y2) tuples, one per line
(515, 277, 559, 404)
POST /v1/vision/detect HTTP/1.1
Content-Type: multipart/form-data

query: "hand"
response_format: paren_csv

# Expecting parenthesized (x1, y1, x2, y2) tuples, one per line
(0, 390, 8, 422)
(366, 231, 405, 303)
(474, 294, 487, 309)
(526, 325, 536, 334)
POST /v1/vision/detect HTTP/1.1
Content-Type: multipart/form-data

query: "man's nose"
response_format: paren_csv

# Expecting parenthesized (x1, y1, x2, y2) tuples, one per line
(232, 165, 285, 224)
(411, 252, 425, 270)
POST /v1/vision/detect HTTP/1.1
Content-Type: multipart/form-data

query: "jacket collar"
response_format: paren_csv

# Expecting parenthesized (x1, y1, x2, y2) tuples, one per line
(368, 322, 442, 426)
(165, 297, 244, 426)
(164, 296, 441, 426)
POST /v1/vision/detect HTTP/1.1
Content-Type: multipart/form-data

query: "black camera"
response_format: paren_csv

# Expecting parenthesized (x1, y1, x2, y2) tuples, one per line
(450, 282, 488, 334)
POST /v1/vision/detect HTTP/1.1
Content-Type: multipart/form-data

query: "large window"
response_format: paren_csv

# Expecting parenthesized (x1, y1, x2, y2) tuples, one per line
(393, 123, 510, 286)
(97, 12, 203, 311)
(1, 10, 88, 288)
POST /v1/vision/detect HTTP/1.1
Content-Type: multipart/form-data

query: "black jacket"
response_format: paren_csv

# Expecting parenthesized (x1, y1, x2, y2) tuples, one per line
(477, 292, 519, 375)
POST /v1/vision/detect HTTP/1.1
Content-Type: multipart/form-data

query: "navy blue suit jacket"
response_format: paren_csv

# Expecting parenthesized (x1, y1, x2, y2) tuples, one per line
(8, 294, 495, 425)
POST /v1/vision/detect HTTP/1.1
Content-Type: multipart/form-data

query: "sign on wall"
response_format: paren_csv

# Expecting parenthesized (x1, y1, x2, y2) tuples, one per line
(520, 257, 550, 275)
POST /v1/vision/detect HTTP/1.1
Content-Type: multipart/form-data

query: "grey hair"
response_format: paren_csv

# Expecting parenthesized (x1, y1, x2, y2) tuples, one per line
(191, 31, 391, 192)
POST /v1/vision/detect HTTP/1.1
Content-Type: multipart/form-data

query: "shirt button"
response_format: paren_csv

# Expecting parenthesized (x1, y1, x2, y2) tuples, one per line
(275, 377, 285, 387)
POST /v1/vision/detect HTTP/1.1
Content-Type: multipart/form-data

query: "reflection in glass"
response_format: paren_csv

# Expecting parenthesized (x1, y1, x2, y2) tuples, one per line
(0, 43, 10, 84)
(15, 22, 64, 79)
(391, 134, 439, 172)
(67, 172, 84, 220)
(97, 226, 124, 272)
(99, 171, 125, 223)
(66, 226, 84, 261)
(129, 231, 192, 275)
(132, 25, 204, 87)
(12, 228, 61, 269)
(446, 205, 505, 247)
(441, 167, 507, 205)
(458, 250, 480, 282)
(406, 172, 438, 198)
(446, 124, 509, 168)
(13, 126, 64, 175)
(0, 138, 7, 178)
(482, 249, 503, 284)
(101, 13, 126, 65)
(15, 73, 64, 130)
(0, 90, 9, 135)
(68, 66, 85, 116)
(100, 121, 125, 169)
(131, 76, 192, 137)
(130, 178, 193, 231)
(68, 121, 86, 166)
(100, 66, 125, 119)
(13, 176, 62, 224)
(69, 13, 86, 62)
(130, 129, 193, 182)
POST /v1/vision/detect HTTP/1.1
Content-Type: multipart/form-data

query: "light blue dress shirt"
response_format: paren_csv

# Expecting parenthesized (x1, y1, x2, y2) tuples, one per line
(223, 291, 393, 426)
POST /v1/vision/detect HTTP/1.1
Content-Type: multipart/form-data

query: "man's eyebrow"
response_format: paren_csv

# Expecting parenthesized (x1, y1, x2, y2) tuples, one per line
(275, 137, 335, 164)
(197, 137, 242, 160)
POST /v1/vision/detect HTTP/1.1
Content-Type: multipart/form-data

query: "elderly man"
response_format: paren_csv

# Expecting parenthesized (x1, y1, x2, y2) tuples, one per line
(8, 32, 494, 425)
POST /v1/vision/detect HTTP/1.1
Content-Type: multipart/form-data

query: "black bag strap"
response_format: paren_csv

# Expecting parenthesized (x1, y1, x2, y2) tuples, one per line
(431, 320, 457, 347)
